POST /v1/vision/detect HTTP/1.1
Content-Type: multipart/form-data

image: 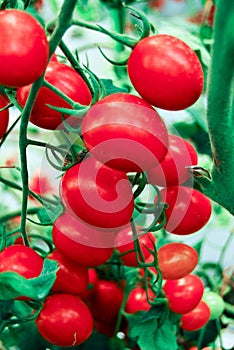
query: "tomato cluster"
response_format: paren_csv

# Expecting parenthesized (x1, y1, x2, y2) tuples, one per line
(0, 5, 218, 349)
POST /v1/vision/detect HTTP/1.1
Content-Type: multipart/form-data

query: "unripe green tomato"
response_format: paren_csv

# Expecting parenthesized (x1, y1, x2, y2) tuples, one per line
(202, 291, 225, 320)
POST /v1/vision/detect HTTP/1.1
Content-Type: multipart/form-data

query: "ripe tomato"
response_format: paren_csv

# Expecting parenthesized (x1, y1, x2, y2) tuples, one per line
(79, 268, 99, 302)
(125, 287, 155, 314)
(202, 291, 225, 320)
(160, 186, 212, 234)
(146, 134, 198, 187)
(36, 294, 93, 347)
(115, 226, 156, 267)
(47, 250, 89, 295)
(17, 61, 92, 130)
(157, 242, 198, 279)
(0, 95, 9, 139)
(81, 93, 168, 172)
(52, 211, 114, 267)
(89, 280, 123, 323)
(181, 300, 210, 331)
(0, 10, 48, 88)
(0, 245, 43, 279)
(60, 157, 134, 229)
(164, 274, 204, 314)
(128, 35, 204, 110)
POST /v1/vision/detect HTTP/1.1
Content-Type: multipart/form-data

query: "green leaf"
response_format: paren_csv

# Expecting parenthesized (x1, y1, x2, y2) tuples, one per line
(101, 79, 129, 96)
(0, 259, 58, 300)
(37, 202, 64, 225)
(126, 306, 178, 350)
(187, 98, 208, 132)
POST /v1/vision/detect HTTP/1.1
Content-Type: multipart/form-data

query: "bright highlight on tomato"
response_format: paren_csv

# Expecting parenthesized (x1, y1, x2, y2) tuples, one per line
(128, 34, 204, 110)
(0, 10, 49, 88)
(81, 93, 168, 172)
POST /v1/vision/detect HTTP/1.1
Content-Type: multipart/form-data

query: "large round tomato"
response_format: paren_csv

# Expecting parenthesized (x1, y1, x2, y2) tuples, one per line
(0, 95, 9, 139)
(157, 242, 198, 279)
(160, 186, 212, 234)
(163, 274, 204, 314)
(0, 10, 48, 88)
(52, 211, 114, 267)
(125, 287, 155, 314)
(128, 34, 204, 110)
(202, 291, 225, 320)
(81, 93, 168, 172)
(60, 157, 134, 229)
(36, 294, 93, 347)
(0, 245, 43, 279)
(115, 226, 156, 267)
(47, 250, 89, 295)
(89, 280, 123, 323)
(17, 61, 92, 130)
(181, 300, 210, 331)
(146, 134, 198, 187)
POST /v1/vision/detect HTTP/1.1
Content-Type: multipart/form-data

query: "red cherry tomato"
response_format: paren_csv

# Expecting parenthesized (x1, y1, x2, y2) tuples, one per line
(47, 250, 89, 295)
(128, 35, 204, 110)
(36, 294, 93, 347)
(147, 134, 198, 187)
(160, 186, 212, 234)
(0, 95, 9, 139)
(17, 61, 92, 130)
(125, 287, 155, 314)
(181, 300, 211, 331)
(164, 274, 204, 314)
(89, 280, 123, 323)
(0, 245, 43, 279)
(115, 226, 156, 267)
(81, 93, 168, 172)
(158, 242, 198, 279)
(52, 211, 114, 267)
(79, 268, 99, 302)
(0, 10, 48, 88)
(60, 157, 134, 229)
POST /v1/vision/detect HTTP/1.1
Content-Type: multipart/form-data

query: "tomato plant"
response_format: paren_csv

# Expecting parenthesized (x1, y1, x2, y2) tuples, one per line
(202, 291, 225, 320)
(125, 286, 155, 314)
(180, 300, 211, 332)
(47, 249, 89, 295)
(128, 35, 204, 110)
(0, 9, 48, 88)
(147, 134, 198, 187)
(79, 268, 99, 302)
(36, 293, 93, 347)
(0, 95, 9, 139)
(81, 93, 168, 172)
(163, 274, 204, 314)
(17, 61, 92, 130)
(60, 157, 134, 229)
(52, 211, 114, 267)
(157, 242, 198, 279)
(160, 186, 212, 234)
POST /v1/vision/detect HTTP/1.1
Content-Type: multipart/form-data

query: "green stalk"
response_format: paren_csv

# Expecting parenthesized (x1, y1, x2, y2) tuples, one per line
(196, 0, 234, 215)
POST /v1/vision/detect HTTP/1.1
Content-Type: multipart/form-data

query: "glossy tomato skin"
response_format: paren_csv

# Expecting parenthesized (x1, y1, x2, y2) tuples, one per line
(89, 280, 123, 323)
(52, 211, 114, 267)
(0, 10, 48, 88)
(36, 294, 93, 347)
(115, 226, 156, 267)
(181, 300, 210, 331)
(147, 134, 198, 187)
(125, 287, 155, 314)
(81, 93, 168, 172)
(202, 291, 225, 320)
(60, 157, 134, 229)
(0, 245, 43, 279)
(0, 95, 9, 139)
(160, 186, 212, 234)
(158, 242, 198, 279)
(17, 61, 92, 130)
(47, 250, 89, 295)
(164, 274, 204, 314)
(128, 35, 204, 111)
